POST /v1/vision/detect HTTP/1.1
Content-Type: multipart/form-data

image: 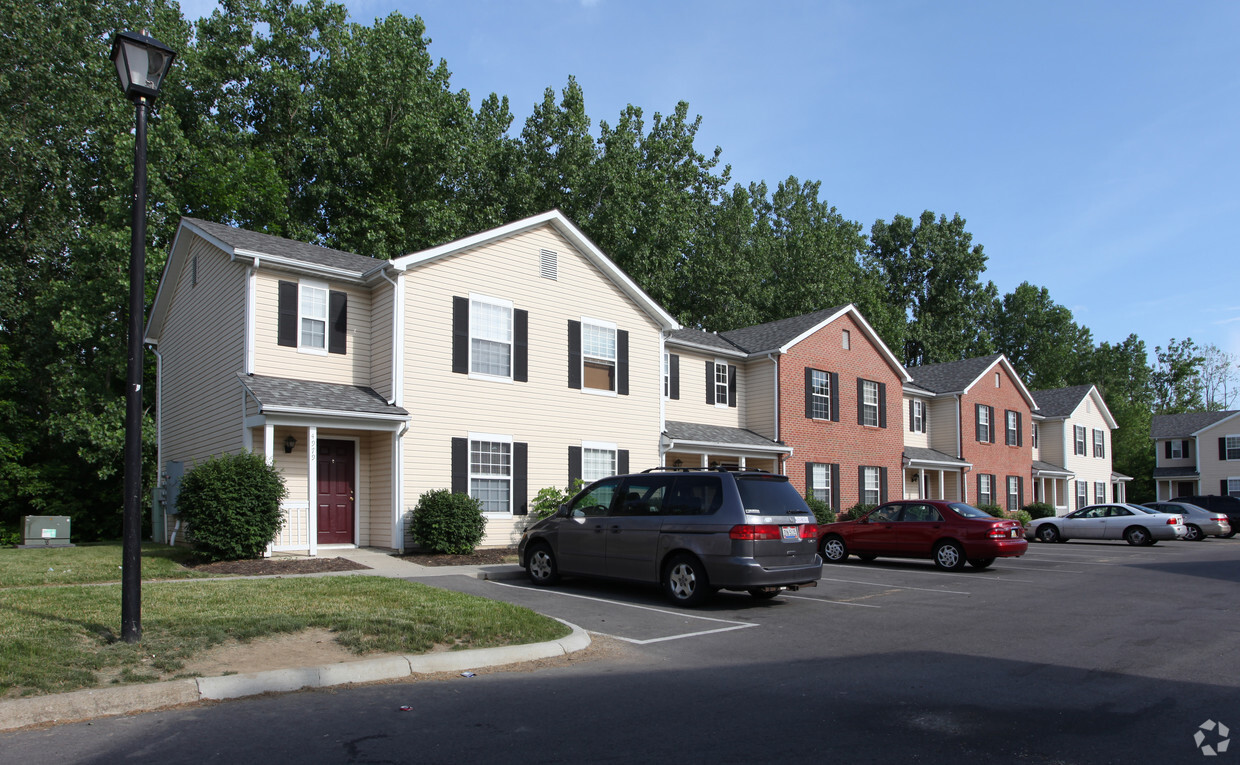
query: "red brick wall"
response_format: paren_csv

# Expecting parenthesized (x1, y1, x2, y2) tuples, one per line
(778, 312, 906, 510)
(960, 362, 1033, 507)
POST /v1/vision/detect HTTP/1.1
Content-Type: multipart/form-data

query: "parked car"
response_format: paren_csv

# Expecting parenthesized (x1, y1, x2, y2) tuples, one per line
(518, 467, 823, 607)
(815, 500, 1027, 571)
(1172, 495, 1240, 538)
(1025, 503, 1185, 546)
(1143, 501, 1232, 541)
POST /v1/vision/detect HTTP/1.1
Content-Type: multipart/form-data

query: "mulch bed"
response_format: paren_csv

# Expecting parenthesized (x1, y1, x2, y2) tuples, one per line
(398, 547, 519, 567)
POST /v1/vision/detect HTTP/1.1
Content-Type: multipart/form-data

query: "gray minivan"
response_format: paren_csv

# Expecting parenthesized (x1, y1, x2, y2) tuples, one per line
(517, 467, 822, 606)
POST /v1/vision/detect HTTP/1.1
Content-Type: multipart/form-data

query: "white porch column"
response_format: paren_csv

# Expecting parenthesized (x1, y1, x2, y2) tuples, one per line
(308, 426, 318, 557)
(917, 468, 925, 499)
(263, 424, 274, 465)
(699, 453, 709, 468)
(937, 470, 945, 499)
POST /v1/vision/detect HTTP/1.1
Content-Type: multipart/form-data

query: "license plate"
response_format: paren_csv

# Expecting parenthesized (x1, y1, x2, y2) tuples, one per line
(781, 525, 799, 541)
(1010, 529, 1019, 538)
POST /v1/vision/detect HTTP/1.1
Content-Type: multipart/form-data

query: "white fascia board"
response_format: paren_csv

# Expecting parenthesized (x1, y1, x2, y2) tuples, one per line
(1085, 386, 1119, 430)
(230, 248, 372, 284)
(959, 355, 1038, 409)
(1192, 409, 1240, 437)
(667, 438, 793, 456)
(665, 336, 747, 359)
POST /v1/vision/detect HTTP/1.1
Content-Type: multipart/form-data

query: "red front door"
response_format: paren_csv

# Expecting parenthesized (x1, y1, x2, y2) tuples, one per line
(317, 439, 354, 544)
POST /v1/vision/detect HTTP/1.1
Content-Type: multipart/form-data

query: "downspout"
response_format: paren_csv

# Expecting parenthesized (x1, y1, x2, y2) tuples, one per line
(376, 269, 404, 407)
(394, 420, 408, 552)
(766, 353, 780, 443)
(151, 345, 164, 542)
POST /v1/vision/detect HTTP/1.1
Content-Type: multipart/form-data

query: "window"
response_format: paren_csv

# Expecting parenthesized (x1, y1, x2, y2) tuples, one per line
(470, 296, 513, 378)
(663, 352, 670, 398)
(810, 370, 831, 420)
(862, 467, 881, 505)
(910, 400, 925, 433)
(861, 380, 879, 427)
(714, 360, 730, 406)
(300, 283, 327, 350)
(470, 438, 511, 515)
(582, 321, 617, 392)
(978, 474, 992, 506)
(977, 405, 991, 443)
(810, 463, 830, 503)
(1170, 440, 1184, 459)
(1226, 436, 1240, 461)
(582, 444, 617, 483)
(995, 372, 1001, 388)
(842, 330, 850, 350)
(1032, 423, 1040, 449)
(1095, 482, 1106, 504)
(1074, 425, 1087, 456)
(1093, 429, 1106, 458)
(1076, 481, 1088, 510)
(1228, 478, 1240, 497)
(1007, 476, 1020, 512)
(1006, 411, 1019, 445)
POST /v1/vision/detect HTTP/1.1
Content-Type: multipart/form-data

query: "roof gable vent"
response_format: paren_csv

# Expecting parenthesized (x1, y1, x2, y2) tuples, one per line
(540, 249, 558, 280)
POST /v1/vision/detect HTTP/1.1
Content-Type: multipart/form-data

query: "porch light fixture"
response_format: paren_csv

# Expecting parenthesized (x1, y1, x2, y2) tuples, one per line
(112, 28, 176, 645)
(673, 459, 683, 468)
(284, 435, 297, 453)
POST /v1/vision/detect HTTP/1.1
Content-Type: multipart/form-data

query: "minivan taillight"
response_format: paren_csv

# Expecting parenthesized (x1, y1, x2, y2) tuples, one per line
(730, 524, 781, 540)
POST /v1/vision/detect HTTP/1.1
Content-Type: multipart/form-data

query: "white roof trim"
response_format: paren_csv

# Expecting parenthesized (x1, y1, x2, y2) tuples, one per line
(776, 305, 911, 382)
(1191, 409, 1240, 436)
(959, 355, 1039, 409)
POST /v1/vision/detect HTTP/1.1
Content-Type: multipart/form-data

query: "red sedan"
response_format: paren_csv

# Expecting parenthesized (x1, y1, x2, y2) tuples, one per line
(818, 500, 1027, 571)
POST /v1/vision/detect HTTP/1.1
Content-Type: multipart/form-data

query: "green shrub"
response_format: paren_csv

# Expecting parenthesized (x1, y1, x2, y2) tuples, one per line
(843, 503, 875, 520)
(804, 494, 836, 524)
(0, 523, 18, 548)
(177, 452, 287, 562)
(1014, 510, 1033, 527)
(976, 503, 1007, 518)
(1022, 502, 1055, 520)
(531, 479, 586, 520)
(412, 490, 487, 554)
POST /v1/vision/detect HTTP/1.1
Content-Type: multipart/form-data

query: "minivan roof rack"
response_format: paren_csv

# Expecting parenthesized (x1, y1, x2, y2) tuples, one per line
(640, 466, 772, 474)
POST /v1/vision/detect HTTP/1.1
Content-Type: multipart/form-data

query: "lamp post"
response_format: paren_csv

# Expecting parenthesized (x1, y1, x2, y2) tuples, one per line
(111, 30, 175, 644)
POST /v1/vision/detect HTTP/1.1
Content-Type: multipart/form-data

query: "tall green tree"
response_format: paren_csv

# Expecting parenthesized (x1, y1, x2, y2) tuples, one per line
(1152, 338, 1206, 414)
(1084, 335, 1154, 501)
(992, 281, 1093, 389)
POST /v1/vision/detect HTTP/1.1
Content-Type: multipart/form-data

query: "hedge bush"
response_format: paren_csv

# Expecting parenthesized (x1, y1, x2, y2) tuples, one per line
(178, 452, 287, 562)
(412, 490, 487, 554)
(531, 479, 586, 520)
(843, 503, 875, 520)
(804, 494, 835, 525)
(976, 503, 1007, 518)
(1022, 502, 1056, 520)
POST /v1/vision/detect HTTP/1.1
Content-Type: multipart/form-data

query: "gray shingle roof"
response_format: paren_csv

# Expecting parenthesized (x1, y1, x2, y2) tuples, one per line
(1150, 411, 1239, 438)
(238, 374, 408, 418)
(1030, 385, 1094, 418)
(905, 354, 1004, 394)
(1032, 460, 1073, 476)
(1152, 466, 1199, 479)
(666, 328, 746, 354)
(904, 447, 968, 467)
(663, 421, 786, 449)
(717, 306, 850, 353)
(184, 217, 385, 275)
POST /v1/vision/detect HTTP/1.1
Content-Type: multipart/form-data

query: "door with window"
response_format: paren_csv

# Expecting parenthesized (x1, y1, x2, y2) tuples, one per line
(317, 439, 355, 544)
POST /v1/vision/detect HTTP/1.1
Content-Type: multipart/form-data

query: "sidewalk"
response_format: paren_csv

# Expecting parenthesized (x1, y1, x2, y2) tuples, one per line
(0, 549, 588, 732)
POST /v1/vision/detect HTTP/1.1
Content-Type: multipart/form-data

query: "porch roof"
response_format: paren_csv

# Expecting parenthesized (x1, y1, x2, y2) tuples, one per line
(239, 374, 410, 423)
(1032, 460, 1074, 478)
(662, 421, 791, 454)
(1152, 466, 1199, 479)
(903, 446, 970, 469)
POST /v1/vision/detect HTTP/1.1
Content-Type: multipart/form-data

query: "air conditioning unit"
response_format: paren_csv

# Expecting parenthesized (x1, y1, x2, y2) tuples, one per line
(20, 516, 74, 548)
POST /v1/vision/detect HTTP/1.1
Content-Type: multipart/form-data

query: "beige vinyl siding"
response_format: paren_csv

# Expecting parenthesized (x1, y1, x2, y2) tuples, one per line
(1061, 395, 1114, 501)
(370, 282, 394, 400)
(270, 428, 311, 549)
(399, 226, 664, 547)
(252, 273, 374, 385)
(903, 393, 930, 449)
(159, 236, 248, 466)
(1037, 422, 1065, 466)
(1197, 418, 1240, 495)
(363, 432, 394, 549)
(743, 358, 776, 439)
(664, 347, 746, 429)
(927, 398, 959, 456)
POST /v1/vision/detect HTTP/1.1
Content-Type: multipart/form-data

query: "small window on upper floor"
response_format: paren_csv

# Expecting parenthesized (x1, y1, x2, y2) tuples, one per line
(278, 279, 346, 355)
(300, 283, 328, 350)
(1170, 440, 1184, 459)
(582, 320, 617, 393)
(842, 330, 850, 350)
(470, 296, 514, 379)
(1032, 423, 1040, 449)
(995, 372, 1001, 388)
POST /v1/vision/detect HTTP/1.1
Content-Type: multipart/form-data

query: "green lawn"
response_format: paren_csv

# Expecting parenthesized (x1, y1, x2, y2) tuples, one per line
(0, 545, 569, 699)
(0, 542, 210, 587)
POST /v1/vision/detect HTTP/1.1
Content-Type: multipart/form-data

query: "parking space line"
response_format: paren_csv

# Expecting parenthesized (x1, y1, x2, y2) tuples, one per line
(997, 564, 1084, 573)
(783, 594, 881, 608)
(817, 576, 971, 595)
(489, 581, 759, 644)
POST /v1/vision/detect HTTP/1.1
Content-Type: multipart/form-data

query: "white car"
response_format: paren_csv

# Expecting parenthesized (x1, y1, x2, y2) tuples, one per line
(1143, 501, 1232, 541)
(1026, 503, 1186, 546)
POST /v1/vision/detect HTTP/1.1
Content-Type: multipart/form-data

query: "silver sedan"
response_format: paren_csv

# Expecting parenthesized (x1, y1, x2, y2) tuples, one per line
(1143, 501, 1232, 541)
(1025, 503, 1186, 546)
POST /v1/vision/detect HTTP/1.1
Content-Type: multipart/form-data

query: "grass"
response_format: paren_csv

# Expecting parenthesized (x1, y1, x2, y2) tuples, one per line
(0, 542, 210, 587)
(0, 546, 570, 699)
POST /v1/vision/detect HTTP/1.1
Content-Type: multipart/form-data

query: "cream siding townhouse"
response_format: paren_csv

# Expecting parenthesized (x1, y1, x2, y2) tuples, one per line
(1030, 385, 1126, 514)
(1151, 410, 1240, 500)
(146, 211, 678, 554)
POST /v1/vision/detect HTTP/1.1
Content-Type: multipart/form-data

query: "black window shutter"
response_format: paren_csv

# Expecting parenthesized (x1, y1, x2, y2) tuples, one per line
(1221, 438, 1227, 460)
(858, 470, 865, 505)
(805, 368, 815, 419)
(670, 353, 680, 400)
(328, 291, 347, 354)
(921, 403, 927, 433)
(830, 464, 841, 511)
(878, 383, 887, 428)
(1165, 441, 1172, 459)
(513, 309, 529, 382)
(1185, 440, 1191, 459)
(568, 320, 582, 389)
(617, 330, 629, 395)
(909, 400, 915, 432)
(879, 467, 888, 503)
(1223, 479, 1229, 495)
(1017, 412, 1023, 446)
(857, 378, 865, 425)
(451, 437, 468, 494)
(568, 446, 582, 485)
(618, 449, 630, 475)
(728, 365, 737, 408)
(976, 404, 984, 442)
(805, 463, 814, 496)
(278, 280, 297, 347)
(706, 361, 714, 405)
(513, 443, 528, 515)
(1018, 476, 1024, 508)
(977, 473, 983, 501)
(989, 407, 996, 443)
(452, 297, 469, 374)
(830, 373, 840, 421)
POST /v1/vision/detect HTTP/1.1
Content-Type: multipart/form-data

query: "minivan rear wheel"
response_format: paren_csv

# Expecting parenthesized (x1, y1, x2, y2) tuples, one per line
(663, 554, 710, 607)
(525, 543, 560, 586)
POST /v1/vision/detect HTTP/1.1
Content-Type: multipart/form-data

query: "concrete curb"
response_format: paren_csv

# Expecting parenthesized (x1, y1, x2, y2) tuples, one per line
(0, 619, 589, 731)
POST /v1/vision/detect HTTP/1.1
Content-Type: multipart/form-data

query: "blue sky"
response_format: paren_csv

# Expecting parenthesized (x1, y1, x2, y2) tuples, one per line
(177, 0, 1240, 360)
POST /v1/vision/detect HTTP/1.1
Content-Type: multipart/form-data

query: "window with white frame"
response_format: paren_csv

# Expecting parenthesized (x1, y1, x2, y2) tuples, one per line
(861, 380, 879, 427)
(810, 463, 830, 503)
(978, 406, 991, 442)
(995, 372, 1001, 388)
(979, 474, 992, 506)
(470, 296, 513, 378)
(582, 444, 617, 483)
(862, 467, 881, 505)
(470, 438, 511, 515)
(1095, 482, 1106, 504)
(842, 330, 850, 350)
(1226, 436, 1240, 461)
(663, 352, 670, 398)
(1170, 440, 1184, 459)
(1007, 476, 1019, 512)
(810, 370, 831, 420)
(1076, 481, 1088, 509)
(1093, 429, 1105, 458)
(714, 360, 730, 405)
(911, 400, 925, 433)
(1228, 478, 1240, 497)
(582, 320, 617, 392)
(1074, 425, 1087, 456)
(1007, 411, 1018, 445)
(300, 282, 328, 350)
(1032, 423, 1040, 449)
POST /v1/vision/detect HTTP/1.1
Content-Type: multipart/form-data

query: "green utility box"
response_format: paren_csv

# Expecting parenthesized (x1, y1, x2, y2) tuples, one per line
(20, 516, 74, 548)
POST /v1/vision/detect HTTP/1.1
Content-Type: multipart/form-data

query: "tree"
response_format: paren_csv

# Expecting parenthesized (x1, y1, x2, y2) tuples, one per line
(991, 282, 1093, 389)
(1152, 338, 1206, 414)
(1083, 335, 1154, 501)
(1199, 344, 1240, 410)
